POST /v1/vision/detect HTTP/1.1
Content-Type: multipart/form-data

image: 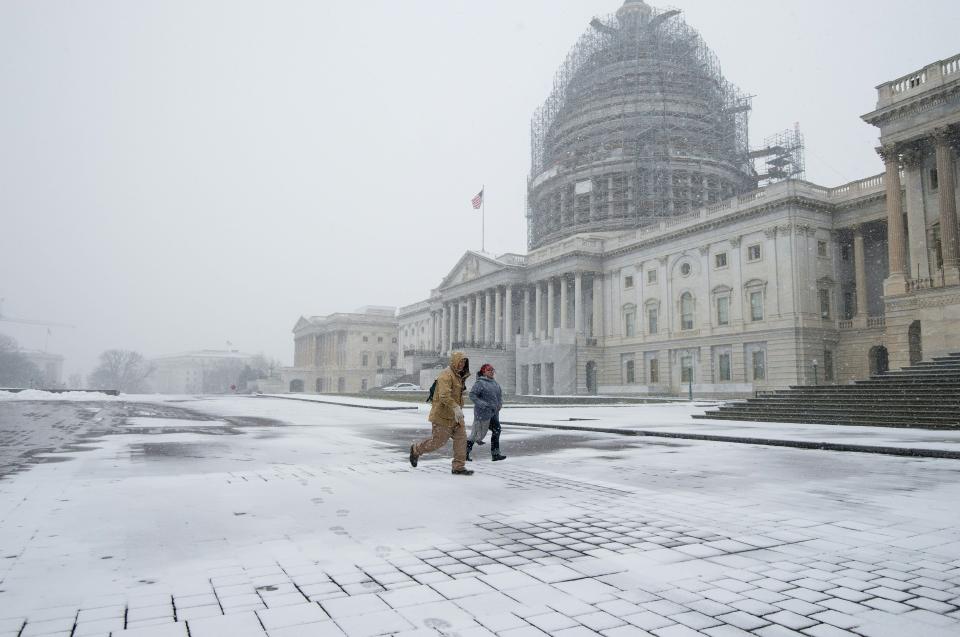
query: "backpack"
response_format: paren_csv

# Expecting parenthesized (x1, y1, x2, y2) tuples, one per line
(426, 379, 437, 403)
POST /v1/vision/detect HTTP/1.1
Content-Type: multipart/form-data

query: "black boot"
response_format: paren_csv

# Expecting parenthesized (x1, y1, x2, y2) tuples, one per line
(491, 449, 506, 461)
(466, 441, 474, 462)
(409, 444, 418, 468)
(452, 468, 474, 475)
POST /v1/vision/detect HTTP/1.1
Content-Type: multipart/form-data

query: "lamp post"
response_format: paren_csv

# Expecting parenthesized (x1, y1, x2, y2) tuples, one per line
(812, 358, 819, 386)
(688, 366, 694, 401)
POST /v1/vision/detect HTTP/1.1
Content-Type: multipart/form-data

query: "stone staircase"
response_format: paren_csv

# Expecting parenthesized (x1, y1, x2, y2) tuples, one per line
(695, 352, 960, 428)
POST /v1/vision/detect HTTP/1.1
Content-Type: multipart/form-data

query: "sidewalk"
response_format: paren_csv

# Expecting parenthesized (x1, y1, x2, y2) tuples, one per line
(2, 395, 958, 637)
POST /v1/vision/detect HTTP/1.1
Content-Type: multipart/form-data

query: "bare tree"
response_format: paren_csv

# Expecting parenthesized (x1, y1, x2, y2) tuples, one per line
(88, 349, 155, 393)
(0, 333, 43, 388)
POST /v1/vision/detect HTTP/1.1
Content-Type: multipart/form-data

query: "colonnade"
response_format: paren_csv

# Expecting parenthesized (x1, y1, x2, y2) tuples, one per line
(879, 125, 960, 292)
(424, 273, 605, 354)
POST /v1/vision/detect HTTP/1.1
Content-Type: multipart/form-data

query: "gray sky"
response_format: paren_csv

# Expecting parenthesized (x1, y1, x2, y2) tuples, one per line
(1, 0, 957, 379)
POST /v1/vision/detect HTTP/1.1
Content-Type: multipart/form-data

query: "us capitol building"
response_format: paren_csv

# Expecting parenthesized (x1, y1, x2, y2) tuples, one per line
(296, 0, 960, 398)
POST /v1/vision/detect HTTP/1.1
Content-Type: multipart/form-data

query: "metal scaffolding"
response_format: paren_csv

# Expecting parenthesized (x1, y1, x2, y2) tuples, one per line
(527, 0, 758, 249)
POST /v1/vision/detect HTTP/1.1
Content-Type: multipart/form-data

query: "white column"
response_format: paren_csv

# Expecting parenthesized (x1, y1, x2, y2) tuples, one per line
(560, 275, 569, 330)
(494, 288, 503, 344)
(459, 301, 466, 345)
(442, 305, 449, 353)
(505, 285, 513, 345)
(592, 273, 604, 338)
(485, 289, 493, 344)
(523, 287, 531, 336)
(574, 272, 583, 334)
(546, 277, 555, 338)
(535, 282, 543, 339)
(474, 295, 482, 343)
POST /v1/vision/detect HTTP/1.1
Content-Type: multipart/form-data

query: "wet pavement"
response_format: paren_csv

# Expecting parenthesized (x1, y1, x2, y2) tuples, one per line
(0, 395, 958, 637)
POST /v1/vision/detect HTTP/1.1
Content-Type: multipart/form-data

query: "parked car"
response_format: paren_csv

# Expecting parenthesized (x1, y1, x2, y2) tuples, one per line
(383, 382, 423, 392)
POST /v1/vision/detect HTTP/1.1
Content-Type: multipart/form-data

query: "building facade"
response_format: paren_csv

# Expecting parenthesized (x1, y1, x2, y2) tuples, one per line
(395, 1, 960, 398)
(151, 350, 257, 394)
(285, 306, 399, 394)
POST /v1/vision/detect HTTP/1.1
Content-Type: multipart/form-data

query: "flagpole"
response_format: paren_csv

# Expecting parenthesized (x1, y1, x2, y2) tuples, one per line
(482, 184, 486, 253)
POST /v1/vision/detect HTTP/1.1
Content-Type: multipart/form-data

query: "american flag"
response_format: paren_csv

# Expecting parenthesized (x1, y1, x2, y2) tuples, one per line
(471, 189, 484, 210)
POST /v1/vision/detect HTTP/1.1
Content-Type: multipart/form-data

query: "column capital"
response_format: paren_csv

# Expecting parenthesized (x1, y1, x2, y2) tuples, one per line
(876, 144, 900, 165)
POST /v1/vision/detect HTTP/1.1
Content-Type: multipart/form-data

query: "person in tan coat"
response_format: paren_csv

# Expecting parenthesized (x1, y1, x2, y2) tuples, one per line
(409, 351, 473, 475)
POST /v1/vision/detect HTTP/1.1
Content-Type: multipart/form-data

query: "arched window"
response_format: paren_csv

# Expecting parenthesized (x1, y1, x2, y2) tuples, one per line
(680, 293, 694, 330)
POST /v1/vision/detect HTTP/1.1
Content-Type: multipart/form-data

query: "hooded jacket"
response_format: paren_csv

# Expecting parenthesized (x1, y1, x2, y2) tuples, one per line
(428, 351, 469, 426)
(469, 375, 502, 423)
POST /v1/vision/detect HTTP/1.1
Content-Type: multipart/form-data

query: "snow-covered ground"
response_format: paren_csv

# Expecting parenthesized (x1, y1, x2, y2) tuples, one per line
(1, 395, 958, 637)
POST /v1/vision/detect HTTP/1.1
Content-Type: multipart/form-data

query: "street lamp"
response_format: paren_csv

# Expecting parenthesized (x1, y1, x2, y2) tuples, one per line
(812, 358, 819, 386)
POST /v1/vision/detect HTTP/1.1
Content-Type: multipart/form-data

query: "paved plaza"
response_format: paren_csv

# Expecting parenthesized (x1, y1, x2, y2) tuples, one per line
(1, 394, 959, 637)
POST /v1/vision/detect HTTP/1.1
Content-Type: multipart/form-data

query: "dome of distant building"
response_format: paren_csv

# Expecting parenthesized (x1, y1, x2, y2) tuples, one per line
(527, 0, 757, 249)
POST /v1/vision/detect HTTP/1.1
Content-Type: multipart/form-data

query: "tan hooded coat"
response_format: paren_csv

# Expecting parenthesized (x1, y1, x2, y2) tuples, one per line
(428, 351, 469, 427)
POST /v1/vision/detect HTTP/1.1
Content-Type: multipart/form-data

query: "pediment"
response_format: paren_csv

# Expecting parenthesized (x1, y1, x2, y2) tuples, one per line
(439, 251, 509, 289)
(292, 316, 315, 333)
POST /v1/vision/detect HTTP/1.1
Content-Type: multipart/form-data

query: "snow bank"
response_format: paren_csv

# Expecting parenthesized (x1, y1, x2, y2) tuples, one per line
(0, 389, 122, 402)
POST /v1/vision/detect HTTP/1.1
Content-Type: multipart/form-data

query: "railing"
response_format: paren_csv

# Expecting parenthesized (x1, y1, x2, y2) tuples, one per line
(450, 341, 508, 351)
(403, 349, 441, 357)
(826, 173, 884, 200)
(867, 315, 886, 329)
(908, 270, 948, 291)
(838, 320, 854, 330)
(877, 53, 960, 106)
(496, 253, 527, 266)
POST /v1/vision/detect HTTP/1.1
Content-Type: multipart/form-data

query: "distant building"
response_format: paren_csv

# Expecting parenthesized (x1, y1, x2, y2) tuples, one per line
(20, 350, 64, 387)
(394, 1, 960, 397)
(151, 350, 257, 394)
(284, 306, 399, 394)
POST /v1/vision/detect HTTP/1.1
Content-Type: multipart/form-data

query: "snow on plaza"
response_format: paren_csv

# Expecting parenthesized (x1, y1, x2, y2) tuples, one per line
(1, 392, 959, 637)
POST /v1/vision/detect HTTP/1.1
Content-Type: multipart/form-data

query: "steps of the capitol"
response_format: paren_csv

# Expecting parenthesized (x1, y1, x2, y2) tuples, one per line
(696, 351, 960, 427)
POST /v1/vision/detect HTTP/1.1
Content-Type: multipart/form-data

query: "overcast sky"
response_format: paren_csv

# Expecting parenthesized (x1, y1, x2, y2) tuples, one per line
(1, 0, 957, 379)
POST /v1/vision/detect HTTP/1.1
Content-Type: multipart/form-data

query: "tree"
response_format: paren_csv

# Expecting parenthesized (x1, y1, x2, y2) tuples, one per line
(88, 349, 155, 393)
(0, 333, 43, 388)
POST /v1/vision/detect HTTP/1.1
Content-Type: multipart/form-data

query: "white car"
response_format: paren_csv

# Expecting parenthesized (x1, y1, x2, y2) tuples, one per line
(384, 383, 423, 392)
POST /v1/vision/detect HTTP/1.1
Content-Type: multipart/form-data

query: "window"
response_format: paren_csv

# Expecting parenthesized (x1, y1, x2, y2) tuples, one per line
(844, 292, 854, 320)
(649, 359, 659, 383)
(717, 296, 729, 326)
(752, 350, 766, 380)
(715, 252, 728, 268)
(625, 360, 635, 384)
(624, 275, 634, 289)
(931, 168, 939, 191)
(841, 244, 850, 261)
(378, 336, 384, 343)
(361, 379, 368, 391)
(648, 307, 658, 335)
(362, 336, 369, 342)
(681, 354, 693, 383)
(376, 353, 384, 367)
(718, 353, 732, 382)
(747, 244, 761, 262)
(680, 293, 694, 330)
(392, 337, 397, 343)
(624, 310, 636, 337)
(362, 353, 369, 367)
(819, 289, 831, 319)
(647, 269, 658, 284)
(817, 240, 828, 257)
(680, 262, 691, 276)
(824, 350, 834, 381)
(750, 291, 763, 321)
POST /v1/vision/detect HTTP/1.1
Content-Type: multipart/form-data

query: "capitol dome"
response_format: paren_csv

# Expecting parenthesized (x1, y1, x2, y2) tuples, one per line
(527, 0, 756, 249)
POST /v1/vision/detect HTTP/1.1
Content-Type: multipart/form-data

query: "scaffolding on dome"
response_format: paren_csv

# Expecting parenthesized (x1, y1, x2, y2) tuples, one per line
(750, 125, 806, 185)
(526, 1, 760, 249)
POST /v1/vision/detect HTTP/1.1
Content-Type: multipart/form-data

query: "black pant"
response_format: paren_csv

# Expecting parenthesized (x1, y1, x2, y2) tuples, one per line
(467, 413, 502, 456)
(488, 413, 501, 454)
